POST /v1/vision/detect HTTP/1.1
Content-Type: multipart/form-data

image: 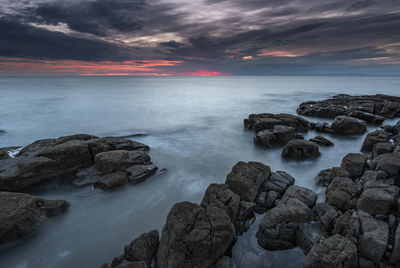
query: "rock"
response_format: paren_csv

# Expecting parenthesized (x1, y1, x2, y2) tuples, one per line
(389, 223, 400, 264)
(156, 202, 235, 268)
(127, 164, 158, 184)
(235, 201, 256, 234)
(94, 171, 127, 190)
(72, 166, 102, 186)
(297, 94, 400, 120)
(357, 183, 399, 215)
(309, 136, 334, 146)
(0, 146, 20, 159)
(0, 130, 5, 134)
(340, 153, 367, 179)
(265, 190, 279, 209)
(358, 210, 389, 263)
(256, 198, 312, 250)
(361, 130, 392, 152)
(94, 150, 151, 174)
(315, 168, 332, 187)
(359, 170, 390, 185)
(111, 255, 124, 267)
(280, 185, 317, 208)
(225, 161, 271, 202)
(54, 134, 97, 145)
(119, 262, 147, 268)
(264, 171, 295, 194)
(371, 142, 395, 159)
(325, 177, 362, 211)
(255, 191, 267, 208)
(314, 202, 339, 231)
(282, 140, 321, 160)
(200, 184, 240, 223)
(332, 210, 360, 243)
(370, 153, 400, 180)
(303, 234, 358, 268)
(254, 125, 295, 147)
(124, 230, 159, 265)
(0, 192, 69, 244)
(329, 116, 367, 135)
(244, 113, 309, 132)
(210, 256, 233, 268)
(296, 222, 323, 254)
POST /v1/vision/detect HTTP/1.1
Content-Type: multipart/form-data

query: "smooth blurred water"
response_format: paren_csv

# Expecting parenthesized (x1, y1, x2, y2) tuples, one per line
(0, 76, 399, 268)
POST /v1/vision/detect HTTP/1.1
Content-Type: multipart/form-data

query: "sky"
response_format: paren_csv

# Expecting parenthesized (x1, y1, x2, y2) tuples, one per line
(0, 0, 400, 76)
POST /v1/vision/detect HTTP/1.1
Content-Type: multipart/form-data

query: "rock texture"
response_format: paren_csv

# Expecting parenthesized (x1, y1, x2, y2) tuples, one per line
(282, 140, 320, 160)
(0, 134, 157, 192)
(0, 191, 69, 244)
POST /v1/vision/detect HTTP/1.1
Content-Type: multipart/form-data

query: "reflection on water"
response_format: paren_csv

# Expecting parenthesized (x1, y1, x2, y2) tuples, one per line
(0, 76, 399, 267)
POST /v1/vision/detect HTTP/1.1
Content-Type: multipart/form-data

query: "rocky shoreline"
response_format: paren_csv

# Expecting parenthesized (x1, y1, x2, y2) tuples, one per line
(1, 94, 400, 267)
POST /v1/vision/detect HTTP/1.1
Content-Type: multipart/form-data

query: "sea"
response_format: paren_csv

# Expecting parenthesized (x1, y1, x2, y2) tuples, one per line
(0, 75, 399, 267)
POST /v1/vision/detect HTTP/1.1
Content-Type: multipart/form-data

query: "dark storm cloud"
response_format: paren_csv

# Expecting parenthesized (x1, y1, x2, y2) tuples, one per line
(0, 17, 135, 61)
(0, 0, 399, 74)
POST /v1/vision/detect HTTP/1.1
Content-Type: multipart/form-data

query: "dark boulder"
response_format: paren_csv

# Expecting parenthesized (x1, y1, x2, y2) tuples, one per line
(254, 125, 295, 147)
(340, 153, 367, 179)
(94, 171, 127, 190)
(309, 136, 334, 146)
(282, 140, 320, 160)
(314, 202, 339, 231)
(329, 116, 367, 135)
(94, 150, 151, 174)
(123, 230, 159, 265)
(325, 177, 362, 211)
(361, 130, 392, 152)
(244, 113, 309, 132)
(371, 142, 395, 159)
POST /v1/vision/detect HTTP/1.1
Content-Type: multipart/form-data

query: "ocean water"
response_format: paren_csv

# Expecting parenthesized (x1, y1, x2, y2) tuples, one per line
(0, 75, 399, 268)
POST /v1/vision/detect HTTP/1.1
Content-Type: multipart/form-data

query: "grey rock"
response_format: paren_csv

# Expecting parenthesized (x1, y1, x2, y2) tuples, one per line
(309, 136, 334, 146)
(225, 161, 271, 202)
(156, 202, 235, 268)
(210, 256, 233, 268)
(325, 177, 362, 211)
(332, 210, 360, 243)
(94, 150, 151, 174)
(389, 223, 400, 264)
(72, 165, 102, 186)
(329, 116, 367, 135)
(244, 113, 309, 132)
(357, 183, 399, 215)
(280, 185, 317, 208)
(127, 164, 158, 184)
(256, 198, 312, 250)
(265, 190, 279, 209)
(0, 146, 20, 160)
(370, 153, 400, 180)
(264, 171, 295, 194)
(282, 140, 321, 160)
(358, 210, 389, 263)
(315, 168, 331, 187)
(314, 202, 339, 231)
(303, 234, 358, 268)
(296, 222, 323, 254)
(124, 230, 159, 265)
(340, 153, 367, 179)
(361, 130, 392, 152)
(94, 171, 127, 190)
(0, 192, 69, 244)
(371, 142, 395, 159)
(254, 125, 295, 147)
(201, 183, 240, 223)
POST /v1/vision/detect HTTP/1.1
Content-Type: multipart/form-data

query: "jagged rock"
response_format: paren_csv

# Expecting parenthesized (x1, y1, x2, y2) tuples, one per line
(357, 182, 399, 215)
(256, 198, 312, 250)
(348, 110, 385, 125)
(371, 142, 395, 159)
(361, 130, 392, 152)
(244, 113, 309, 132)
(340, 153, 367, 179)
(200, 183, 240, 223)
(296, 222, 323, 254)
(265, 190, 279, 209)
(254, 125, 295, 147)
(332, 210, 360, 243)
(328, 116, 367, 135)
(358, 210, 389, 263)
(94, 150, 151, 174)
(0, 192, 69, 244)
(315, 168, 331, 187)
(0, 146, 20, 160)
(303, 234, 358, 268)
(123, 230, 159, 265)
(156, 202, 235, 268)
(94, 171, 127, 190)
(264, 171, 295, 194)
(359, 170, 391, 185)
(370, 153, 400, 181)
(127, 164, 158, 184)
(389, 223, 400, 264)
(235, 201, 256, 234)
(282, 140, 320, 160)
(309, 136, 334, 146)
(225, 161, 271, 202)
(325, 177, 362, 211)
(280, 185, 317, 208)
(314, 202, 339, 231)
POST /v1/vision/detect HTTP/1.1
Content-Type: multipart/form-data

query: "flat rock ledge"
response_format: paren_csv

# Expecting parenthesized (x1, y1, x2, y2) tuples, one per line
(0, 134, 158, 192)
(0, 191, 69, 245)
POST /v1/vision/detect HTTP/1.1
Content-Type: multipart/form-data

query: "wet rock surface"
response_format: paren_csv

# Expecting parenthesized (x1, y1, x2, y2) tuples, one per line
(282, 139, 321, 160)
(0, 134, 157, 192)
(0, 191, 69, 245)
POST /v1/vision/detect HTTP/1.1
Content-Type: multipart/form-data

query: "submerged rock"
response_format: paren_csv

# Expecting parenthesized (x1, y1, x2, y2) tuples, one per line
(156, 202, 235, 268)
(282, 140, 320, 160)
(0, 191, 69, 245)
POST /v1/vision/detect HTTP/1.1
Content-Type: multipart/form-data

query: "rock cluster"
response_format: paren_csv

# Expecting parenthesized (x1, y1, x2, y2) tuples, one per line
(0, 134, 157, 192)
(297, 94, 400, 121)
